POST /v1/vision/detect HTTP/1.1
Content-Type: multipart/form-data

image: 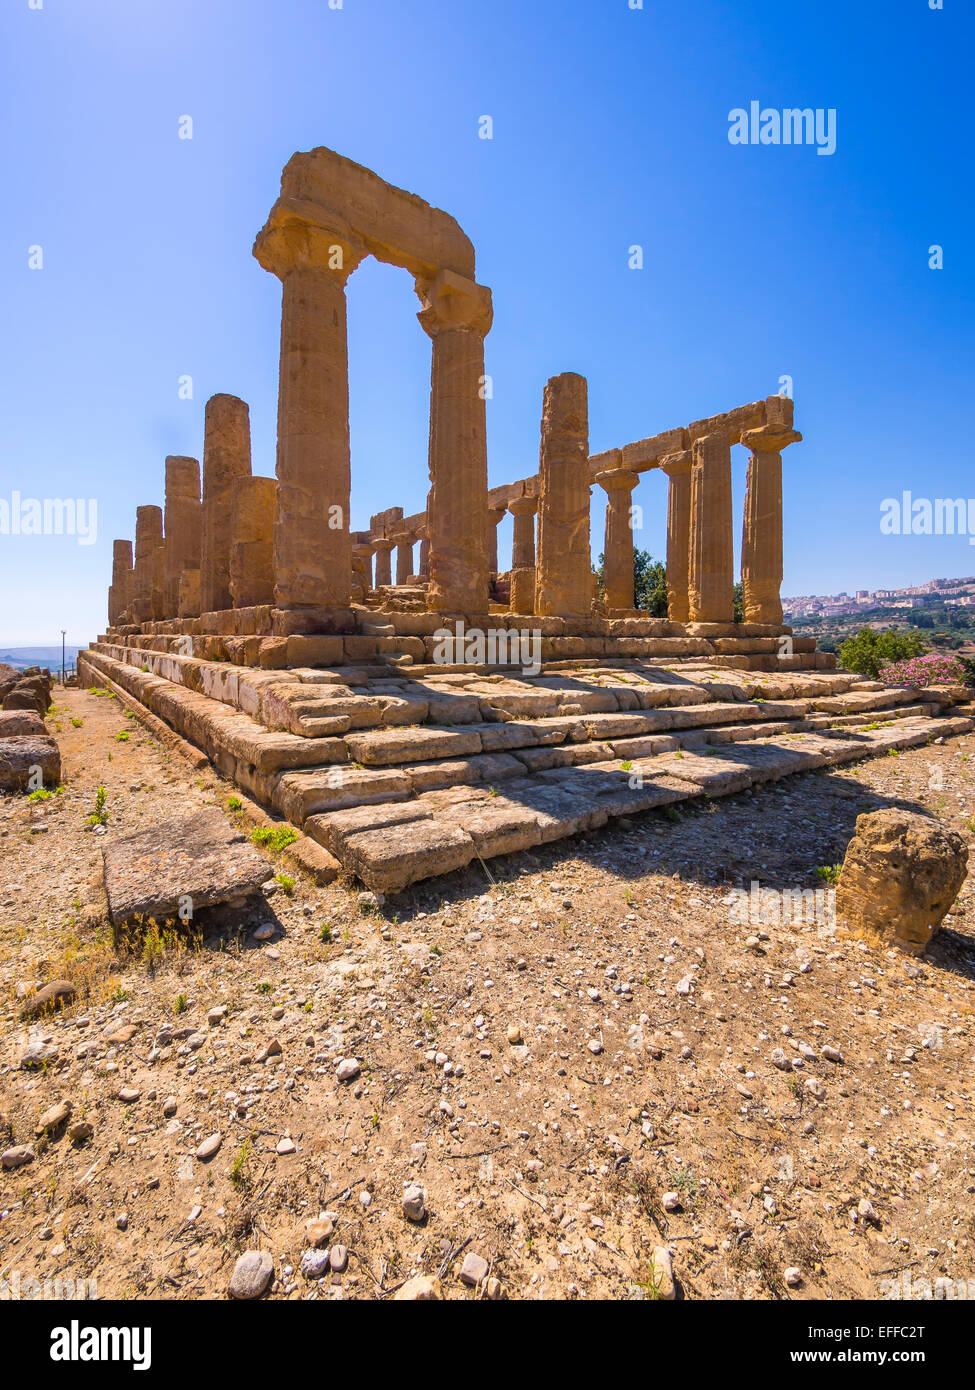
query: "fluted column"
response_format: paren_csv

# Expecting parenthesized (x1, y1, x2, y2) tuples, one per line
(660, 450, 692, 623)
(352, 541, 375, 601)
(416, 525, 431, 580)
(740, 412, 802, 625)
(507, 493, 538, 614)
(688, 433, 734, 623)
(417, 269, 493, 613)
(509, 494, 538, 570)
(535, 373, 591, 617)
(200, 395, 251, 613)
(596, 464, 639, 611)
(373, 538, 395, 588)
(163, 455, 202, 619)
(109, 539, 133, 625)
(132, 505, 164, 624)
(255, 213, 366, 611)
(487, 504, 507, 575)
(394, 531, 416, 585)
(230, 475, 277, 608)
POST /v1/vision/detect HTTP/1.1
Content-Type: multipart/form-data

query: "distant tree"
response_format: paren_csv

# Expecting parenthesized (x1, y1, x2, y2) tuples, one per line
(733, 581, 744, 625)
(838, 627, 925, 679)
(595, 549, 668, 617)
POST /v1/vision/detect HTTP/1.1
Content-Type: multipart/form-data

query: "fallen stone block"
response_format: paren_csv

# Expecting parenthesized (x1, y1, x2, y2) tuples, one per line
(102, 808, 272, 925)
(836, 807, 968, 955)
(0, 710, 46, 738)
(0, 735, 61, 792)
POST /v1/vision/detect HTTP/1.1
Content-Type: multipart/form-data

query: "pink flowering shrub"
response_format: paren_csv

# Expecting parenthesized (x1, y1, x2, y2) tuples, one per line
(877, 651, 967, 689)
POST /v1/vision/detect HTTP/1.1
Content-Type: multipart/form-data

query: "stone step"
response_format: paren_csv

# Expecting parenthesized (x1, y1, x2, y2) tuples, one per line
(303, 712, 974, 891)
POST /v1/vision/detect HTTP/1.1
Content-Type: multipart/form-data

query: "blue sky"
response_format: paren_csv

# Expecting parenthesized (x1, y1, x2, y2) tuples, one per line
(0, 0, 971, 645)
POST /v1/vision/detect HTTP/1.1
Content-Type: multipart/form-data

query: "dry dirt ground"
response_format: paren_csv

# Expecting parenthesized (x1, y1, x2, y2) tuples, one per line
(2, 683, 975, 1301)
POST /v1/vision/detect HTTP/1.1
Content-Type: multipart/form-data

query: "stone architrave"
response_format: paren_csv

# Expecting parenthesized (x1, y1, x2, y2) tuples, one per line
(109, 539, 133, 625)
(200, 395, 252, 613)
(660, 450, 692, 624)
(163, 456, 201, 619)
(417, 270, 493, 613)
(595, 462, 639, 611)
(740, 400, 802, 625)
(132, 505, 164, 624)
(688, 433, 734, 623)
(230, 475, 277, 608)
(535, 373, 591, 617)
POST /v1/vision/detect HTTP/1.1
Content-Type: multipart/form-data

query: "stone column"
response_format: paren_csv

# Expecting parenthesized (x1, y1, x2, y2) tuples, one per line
(200, 395, 252, 614)
(416, 525, 431, 580)
(417, 269, 493, 613)
(660, 451, 693, 623)
(394, 531, 416, 585)
(163, 455, 201, 619)
(535, 373, 591, 617)
(595, 464, 639, 611)
(372, 538, 395, 588)
(131, 505, 163, 624)
(352, 541, 375, 602)
(487, 504, 507, 575)
(688, 433, 734, 623)
(255, 214, 366, 612)
(740, 407, 802, 625)
(109, 539, 133, 625)
(507, 494, 538, 614)
(230, 475, 277, 608)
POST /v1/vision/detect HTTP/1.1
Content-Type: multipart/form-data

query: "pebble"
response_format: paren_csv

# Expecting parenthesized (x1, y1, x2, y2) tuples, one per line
(118, 1087, 141, 1103)
(460, 1251, 489, 1286)
(2, 1145, 34, 1170)
(784, 1266, 802, 1287)
(276, 1137, 296, 1155)
(329, 1245, 348, 1272)
(301, 1248, 330, 1279)
(336, 1058, 360, 1082)
(661, 1192, 682, 1212)
(229, 1250, 274, 1300)
(195, 1133, 223, 1161)
(403, 1184, 427, 1222)
(506, 1024, 524, 1045)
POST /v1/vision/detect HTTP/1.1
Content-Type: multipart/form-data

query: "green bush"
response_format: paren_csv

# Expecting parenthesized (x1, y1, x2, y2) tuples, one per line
(838, 627, 925, 679)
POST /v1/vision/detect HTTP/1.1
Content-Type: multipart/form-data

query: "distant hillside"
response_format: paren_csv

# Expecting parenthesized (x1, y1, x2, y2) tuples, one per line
(0, 645, 82, 671)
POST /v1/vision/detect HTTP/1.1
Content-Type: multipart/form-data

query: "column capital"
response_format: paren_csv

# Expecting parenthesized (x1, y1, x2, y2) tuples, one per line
(487, 502, 508, 523)
(595, 465, 638, 495)
(416, 268, 493, 338)
(659, 449, 693, 477)
(508, 493, 539, 518)
(254, 199, 367, 283)
(372, 536, 396, 553)
(740, 426, 802, 453)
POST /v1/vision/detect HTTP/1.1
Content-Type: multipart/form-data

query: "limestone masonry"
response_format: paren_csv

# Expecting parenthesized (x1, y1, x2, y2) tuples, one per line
(83, 146, 975, 892)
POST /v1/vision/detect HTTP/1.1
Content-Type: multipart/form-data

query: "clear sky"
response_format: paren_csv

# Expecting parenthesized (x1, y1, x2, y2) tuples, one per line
(0, 0, 971, 646)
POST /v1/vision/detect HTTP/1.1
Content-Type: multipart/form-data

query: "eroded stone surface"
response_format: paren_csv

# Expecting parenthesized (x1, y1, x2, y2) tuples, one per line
(102, 808, 271, 925)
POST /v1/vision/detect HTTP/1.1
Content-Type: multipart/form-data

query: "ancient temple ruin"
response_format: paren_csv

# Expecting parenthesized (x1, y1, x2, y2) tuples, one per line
(84, 148, 972, 891)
